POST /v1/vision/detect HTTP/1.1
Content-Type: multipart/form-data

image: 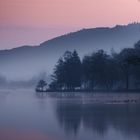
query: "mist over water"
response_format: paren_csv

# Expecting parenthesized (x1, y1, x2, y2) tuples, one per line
(0, 90, 140, 140)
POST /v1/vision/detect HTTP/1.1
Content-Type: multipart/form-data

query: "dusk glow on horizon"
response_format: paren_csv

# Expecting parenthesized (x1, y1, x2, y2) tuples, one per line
(0, 0, 140, 49)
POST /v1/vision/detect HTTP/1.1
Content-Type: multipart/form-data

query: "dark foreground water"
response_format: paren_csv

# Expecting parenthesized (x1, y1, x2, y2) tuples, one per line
(0, 90, 140, 140)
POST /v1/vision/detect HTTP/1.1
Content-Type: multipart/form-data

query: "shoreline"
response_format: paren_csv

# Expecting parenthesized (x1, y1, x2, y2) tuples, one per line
(36, 92, 140, 105)
(36, 89, 140, 93)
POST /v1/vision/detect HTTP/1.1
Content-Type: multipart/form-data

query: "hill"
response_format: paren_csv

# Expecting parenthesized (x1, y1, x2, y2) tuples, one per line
(0, 23, 140, 80)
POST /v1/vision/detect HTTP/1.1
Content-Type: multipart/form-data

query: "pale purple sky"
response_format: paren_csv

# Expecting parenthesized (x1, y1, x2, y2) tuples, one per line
(0, 0, 140, 49)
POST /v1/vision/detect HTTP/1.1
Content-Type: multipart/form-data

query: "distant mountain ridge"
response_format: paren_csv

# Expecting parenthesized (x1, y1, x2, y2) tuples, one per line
(0, 23, 140, 80)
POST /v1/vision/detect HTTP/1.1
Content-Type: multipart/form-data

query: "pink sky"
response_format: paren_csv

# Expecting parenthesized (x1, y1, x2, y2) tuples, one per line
(0, 0, 140, 49)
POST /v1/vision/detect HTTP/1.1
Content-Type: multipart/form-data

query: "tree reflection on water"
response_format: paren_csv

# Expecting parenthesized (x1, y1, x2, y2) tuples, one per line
(56, 100, 140, 138)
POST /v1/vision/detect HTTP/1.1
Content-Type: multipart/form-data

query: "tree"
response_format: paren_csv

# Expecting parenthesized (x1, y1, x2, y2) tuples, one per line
(36, 80, 47, 91)
(131, 41, 140, 88)
(51, 50, 82, 90)
(117, 48, 137, 90)
(82, 55, 96, 89)
(82, 50, 119, 89)
(64, 50, 81, 89)
(52, 57, 65, 89)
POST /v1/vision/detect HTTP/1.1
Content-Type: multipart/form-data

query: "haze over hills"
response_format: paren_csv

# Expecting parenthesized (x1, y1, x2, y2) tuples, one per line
(0, 23, 140, 81)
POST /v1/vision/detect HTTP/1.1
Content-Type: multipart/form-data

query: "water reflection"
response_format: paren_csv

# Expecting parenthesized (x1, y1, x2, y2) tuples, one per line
(56, 99, 140, 138)
(56, 102, 82, 135)
(35, 92, 48, 99)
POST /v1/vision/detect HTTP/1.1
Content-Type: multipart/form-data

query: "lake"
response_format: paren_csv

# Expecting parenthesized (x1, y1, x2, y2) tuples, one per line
(0, 90, 140, 140)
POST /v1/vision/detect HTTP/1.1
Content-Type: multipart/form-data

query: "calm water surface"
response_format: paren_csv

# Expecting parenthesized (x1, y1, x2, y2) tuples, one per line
(0, 90, 140, 140)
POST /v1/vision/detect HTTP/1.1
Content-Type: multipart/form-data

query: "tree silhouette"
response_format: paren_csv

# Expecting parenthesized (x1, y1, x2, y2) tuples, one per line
(36, 80, 47, 91)
(52, 50, 81, 90)
(82, 50, 119, 90)
(48, 40, 140, 91)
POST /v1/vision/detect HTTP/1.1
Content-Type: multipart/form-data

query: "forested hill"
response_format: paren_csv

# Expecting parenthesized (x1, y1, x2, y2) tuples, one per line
(0, 23, 140, 80)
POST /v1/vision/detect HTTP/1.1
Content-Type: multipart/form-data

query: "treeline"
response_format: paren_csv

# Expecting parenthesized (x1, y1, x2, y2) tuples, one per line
(49, 40, 140, 91)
